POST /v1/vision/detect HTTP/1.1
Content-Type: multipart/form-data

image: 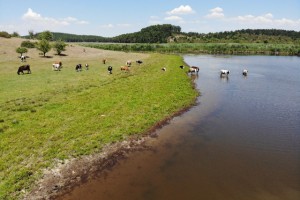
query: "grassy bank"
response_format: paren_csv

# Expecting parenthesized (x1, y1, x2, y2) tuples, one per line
(0, 38, 198, 199)
(82, 42, 300, 56)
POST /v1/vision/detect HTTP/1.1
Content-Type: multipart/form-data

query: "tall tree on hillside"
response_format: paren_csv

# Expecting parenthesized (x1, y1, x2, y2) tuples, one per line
(53, 39, 67, 55)
(38, 30, 53, 41)
(28, 30, 34, 39)
(36, 39, 51, 57)
(16, 47, 28, 57)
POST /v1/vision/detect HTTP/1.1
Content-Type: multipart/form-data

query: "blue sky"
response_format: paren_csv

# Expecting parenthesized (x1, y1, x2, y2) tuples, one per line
(0, 0, 299, 37)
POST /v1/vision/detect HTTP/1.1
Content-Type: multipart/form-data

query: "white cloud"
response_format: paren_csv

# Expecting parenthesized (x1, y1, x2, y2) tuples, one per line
(233, 13, 300, 29)
(148, 16, 162, 24)
(167, 5, 195, 15)
(205, 7, 225, 19)
(100, 24, 114, 29)
(22, 8, 89, 27)
(165, 16, 183, 21)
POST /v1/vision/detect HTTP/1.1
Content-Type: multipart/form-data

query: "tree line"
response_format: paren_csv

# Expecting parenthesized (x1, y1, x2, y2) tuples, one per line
(2, 24, 300, 44)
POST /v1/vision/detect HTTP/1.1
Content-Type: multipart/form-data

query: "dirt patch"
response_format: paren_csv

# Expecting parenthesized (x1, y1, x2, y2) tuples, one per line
(23, 137, 154, 200)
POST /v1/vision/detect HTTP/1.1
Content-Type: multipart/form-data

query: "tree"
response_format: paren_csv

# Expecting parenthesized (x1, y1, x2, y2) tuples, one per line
(28, 30, 34, 39)
(38, 30, 53, 41)
(16, 47, 28, 56)
(11, 32, 20, 37)
(53, 40, 67, 55)
(36, 39, 51, 57)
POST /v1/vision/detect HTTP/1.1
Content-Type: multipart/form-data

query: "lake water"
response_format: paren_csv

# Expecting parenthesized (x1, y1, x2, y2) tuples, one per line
(59, 55, 300, 200)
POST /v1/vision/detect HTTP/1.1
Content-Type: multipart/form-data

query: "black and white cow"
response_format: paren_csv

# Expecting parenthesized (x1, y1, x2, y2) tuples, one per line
(17, 64, 31, 75)
(188, 66, 200, 73)
(220, 69, 230, 76)
(136, 60, 143, 65)
(108, 66, 113, 74)
(242, 69, 248, 76)
(20, 55, 26, 62)
(75, 64, 82, 72)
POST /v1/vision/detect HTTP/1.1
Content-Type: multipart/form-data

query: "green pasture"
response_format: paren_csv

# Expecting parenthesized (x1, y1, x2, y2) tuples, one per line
(0, 50, 198, 199)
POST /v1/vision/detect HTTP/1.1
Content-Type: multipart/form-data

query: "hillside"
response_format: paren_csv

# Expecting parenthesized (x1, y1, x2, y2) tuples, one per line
(16, 24, 300, 44)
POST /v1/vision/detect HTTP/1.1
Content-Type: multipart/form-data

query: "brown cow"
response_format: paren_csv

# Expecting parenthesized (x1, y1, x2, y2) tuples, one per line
(120, 66, 130, 71)
(102, 59, 107, 64)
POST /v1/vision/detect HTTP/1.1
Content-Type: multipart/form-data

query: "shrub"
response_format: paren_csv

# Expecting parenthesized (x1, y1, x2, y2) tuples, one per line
(21, 40, 36, 48)
(0, 31, 11, 38)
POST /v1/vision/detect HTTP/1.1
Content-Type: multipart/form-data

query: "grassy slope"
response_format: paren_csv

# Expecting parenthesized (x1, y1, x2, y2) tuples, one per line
(0, 38, 198, 199)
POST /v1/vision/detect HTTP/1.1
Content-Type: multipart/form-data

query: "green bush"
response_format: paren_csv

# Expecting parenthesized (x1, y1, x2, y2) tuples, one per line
(0, 31, 11, 38)
(21, 40, 36, 48)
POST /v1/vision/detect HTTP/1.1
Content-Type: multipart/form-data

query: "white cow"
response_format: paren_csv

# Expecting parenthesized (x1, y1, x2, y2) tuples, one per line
(242, 69, 248, 76)
(220, 69, 230, 76)
(20, 55, 26, 62)
(52, 62, 62, 71)
(189, 66, 200, 73)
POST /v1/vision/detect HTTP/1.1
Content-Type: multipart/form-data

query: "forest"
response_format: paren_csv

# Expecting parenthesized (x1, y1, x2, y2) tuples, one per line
(16, 24, 300, 44)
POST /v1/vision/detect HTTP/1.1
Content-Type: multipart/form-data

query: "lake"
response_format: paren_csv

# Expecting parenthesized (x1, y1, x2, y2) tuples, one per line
(58, 55, 300, 200)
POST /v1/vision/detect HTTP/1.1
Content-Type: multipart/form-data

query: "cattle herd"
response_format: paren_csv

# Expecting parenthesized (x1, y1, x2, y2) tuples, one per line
(16, 56, 248, 77)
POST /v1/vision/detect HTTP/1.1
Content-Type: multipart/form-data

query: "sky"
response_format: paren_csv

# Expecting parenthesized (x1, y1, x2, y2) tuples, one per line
(0, 0, 299, 37)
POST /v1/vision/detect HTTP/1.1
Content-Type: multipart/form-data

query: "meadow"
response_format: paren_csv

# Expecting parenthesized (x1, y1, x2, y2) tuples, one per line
(82, 42, 300, 56)
(0, 38, 198, 199)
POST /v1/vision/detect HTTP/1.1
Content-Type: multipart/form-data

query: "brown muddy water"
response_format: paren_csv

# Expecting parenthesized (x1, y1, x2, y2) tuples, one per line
(58, 55, 300, 200)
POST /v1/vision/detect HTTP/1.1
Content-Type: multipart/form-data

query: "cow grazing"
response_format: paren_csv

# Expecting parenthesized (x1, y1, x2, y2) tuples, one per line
(179, 65, 184, 69)
(220, 69, 230, 76)
(52, 62, 62, 71)
(242, 69, 248, 76)
(126, 60, 132, 66)
(85, 64, 89, 70)
(189, 66, 200, 73)
(17, 64, 31, 75)
(161, 67, 166, 71)
(136, 60, 143, 65)
(102, 59, 107, 64)
(108, 66, 113, 74)
(75, 64, 82, 72)
(121, 66, 130, 71)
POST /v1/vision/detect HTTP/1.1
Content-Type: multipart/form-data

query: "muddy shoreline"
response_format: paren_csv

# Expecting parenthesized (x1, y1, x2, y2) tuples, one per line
(23, 102, 197, 200)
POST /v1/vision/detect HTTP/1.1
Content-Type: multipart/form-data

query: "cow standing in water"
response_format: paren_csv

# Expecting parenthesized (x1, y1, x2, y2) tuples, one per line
(17, 65, 31, 75)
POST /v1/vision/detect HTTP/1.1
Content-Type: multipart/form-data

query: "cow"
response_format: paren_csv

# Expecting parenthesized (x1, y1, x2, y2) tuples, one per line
(17, 64, 31, 75)
(188, 66, 200, 73)
(220, 69, 230, 76)
(108, 66, 113, 74)
(179, 65, 184, 69)
(20, 55, 26, 62)
(75, 64, 82, 72)
(126, 60, 132, 66)
(121, 66, 130, 71)
(242, 69, 248, 76)
(161, 67, 167, 71)
(52, 62, 62, 71)
(102, 59, 107, 64)
(85, 64, 89, 70)
(136, 60, 143, 65)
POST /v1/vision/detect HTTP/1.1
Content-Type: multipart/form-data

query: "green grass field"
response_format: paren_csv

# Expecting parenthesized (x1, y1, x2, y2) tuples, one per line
(0, 38, 198, 199)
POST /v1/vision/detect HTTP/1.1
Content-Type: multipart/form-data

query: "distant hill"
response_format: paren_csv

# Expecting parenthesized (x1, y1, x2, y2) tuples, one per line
(19, 24, 300, 44)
